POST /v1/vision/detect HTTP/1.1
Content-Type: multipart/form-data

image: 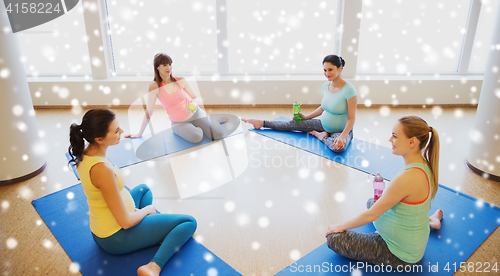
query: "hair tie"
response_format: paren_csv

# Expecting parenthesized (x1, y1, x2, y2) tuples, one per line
(429, 126, 433, 132)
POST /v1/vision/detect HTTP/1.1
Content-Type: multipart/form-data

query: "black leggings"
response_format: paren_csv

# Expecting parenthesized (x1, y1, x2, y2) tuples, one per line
(326, 199, 420, 267)
(263, 119, 353, 153)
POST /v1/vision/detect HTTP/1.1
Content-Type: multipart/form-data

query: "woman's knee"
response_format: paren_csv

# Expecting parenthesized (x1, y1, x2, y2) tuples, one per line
(366, 198, 374, 209)
(136, 184, 150, 193)
(212, 127, 224, 140)
(332, 147, 348, 153)
(180, 215, 197, 233)
(326, 232, 344, 252)
(183, 128, 203, 143)
(332, 138, 352, 153)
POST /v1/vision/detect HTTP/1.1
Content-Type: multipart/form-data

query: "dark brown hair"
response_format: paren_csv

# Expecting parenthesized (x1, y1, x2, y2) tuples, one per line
(153, 53, 179, 88)
(323, 54, 345, 68)
(68, 108, 116, 165)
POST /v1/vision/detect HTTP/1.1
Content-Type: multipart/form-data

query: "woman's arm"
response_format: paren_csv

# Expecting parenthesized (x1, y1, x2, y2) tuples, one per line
(341, 96, 357, 135)
(178, 77, 202, 106)
(90, 163, 156, 229)
(302, 106, 324, 120)
(126, 83, 158, 138)
(325, 170, 414, 236)
(331, 96, 357, 151)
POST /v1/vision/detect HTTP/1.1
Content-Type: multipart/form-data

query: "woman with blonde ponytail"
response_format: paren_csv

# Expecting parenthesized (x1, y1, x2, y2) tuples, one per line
(324, 116, 443, 267)
(69, 108, 197, 276)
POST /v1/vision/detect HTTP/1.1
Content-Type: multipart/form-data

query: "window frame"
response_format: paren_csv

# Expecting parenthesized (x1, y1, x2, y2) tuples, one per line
(24, 0, 490, 78)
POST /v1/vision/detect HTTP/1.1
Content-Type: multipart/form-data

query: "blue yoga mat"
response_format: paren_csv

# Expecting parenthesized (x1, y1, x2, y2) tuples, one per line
(32, 184, 241, 276)
(67, 115, 243, 179)
(277, 185, 500, 275)
(250, 117, 404, 180)
(252, 118, 500, 275)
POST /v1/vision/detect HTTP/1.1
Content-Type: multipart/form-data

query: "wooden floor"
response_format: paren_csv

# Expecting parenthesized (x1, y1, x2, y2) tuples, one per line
(1, 106, 499, 276)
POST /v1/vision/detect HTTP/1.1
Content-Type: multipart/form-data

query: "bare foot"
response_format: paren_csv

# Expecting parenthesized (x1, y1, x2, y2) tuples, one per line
(137, 262, 161, 276)
(217, 115, 229, 124)
(429, 209, 443, 230)
(309, 130, 328, 141)
(241, 118, 264, 129)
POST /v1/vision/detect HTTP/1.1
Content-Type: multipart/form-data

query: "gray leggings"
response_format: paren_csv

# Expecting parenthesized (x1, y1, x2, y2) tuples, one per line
(263, 119, 353, 153)
(326, 198, 419, 267)
(171, 108, 233, 143)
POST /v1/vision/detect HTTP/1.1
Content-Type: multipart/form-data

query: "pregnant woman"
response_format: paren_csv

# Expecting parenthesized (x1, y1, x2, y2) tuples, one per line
(242, 54, 357, 152)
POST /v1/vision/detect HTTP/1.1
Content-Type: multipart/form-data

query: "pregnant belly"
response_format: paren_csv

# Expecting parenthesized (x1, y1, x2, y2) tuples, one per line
(320, 112, 347, 133)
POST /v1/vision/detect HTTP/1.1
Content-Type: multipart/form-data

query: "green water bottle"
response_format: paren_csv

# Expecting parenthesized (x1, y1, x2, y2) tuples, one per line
(293, 101, 302, 122)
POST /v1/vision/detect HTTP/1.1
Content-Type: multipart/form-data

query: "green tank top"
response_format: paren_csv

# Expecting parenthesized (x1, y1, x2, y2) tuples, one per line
(373, 163, 433, 263)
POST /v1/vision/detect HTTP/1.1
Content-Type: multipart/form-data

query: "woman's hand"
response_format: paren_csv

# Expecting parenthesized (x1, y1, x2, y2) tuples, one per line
(293, 112, 308, 120)
(125, 133, 142, 139)
(332, 135, 347, 151)
(141, 205, 157, 215)
(326, 224, 345, 237)
(187, 103, 197, 113)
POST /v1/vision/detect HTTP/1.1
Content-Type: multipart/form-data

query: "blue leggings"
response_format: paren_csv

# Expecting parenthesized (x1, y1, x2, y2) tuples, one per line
(92, 184, 197, 269)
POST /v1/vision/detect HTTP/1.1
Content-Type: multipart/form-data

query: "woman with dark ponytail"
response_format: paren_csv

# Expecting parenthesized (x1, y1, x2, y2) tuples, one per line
(68, 108, 197, 276)
(242, 54, 357, 153)
(325, 116, 443, 267)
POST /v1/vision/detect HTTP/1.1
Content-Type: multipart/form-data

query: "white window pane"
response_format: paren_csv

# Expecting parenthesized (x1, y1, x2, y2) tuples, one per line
(107, 0, 217, 74)
(469, 0, 499, 72)
(16, 2, 91, 77)
(227, 0, 337, 73)
(357, 0, 470, 74)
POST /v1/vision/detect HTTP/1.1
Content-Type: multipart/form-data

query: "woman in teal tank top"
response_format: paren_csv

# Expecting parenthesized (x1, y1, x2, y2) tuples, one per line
(69, 108, 197, 276)
(242, 55, 357, 153)
(325, 116, 443, 267)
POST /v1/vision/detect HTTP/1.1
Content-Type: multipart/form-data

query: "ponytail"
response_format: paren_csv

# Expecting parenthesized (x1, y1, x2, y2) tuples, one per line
(398, 116, 440, 199)
(68, 108, 116, 166)
(68, 123, 84, 165)
(424, 127, 440, 199)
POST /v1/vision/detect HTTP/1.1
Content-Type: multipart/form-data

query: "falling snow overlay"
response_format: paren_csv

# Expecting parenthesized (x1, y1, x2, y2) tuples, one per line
(2, 0, 500, 275)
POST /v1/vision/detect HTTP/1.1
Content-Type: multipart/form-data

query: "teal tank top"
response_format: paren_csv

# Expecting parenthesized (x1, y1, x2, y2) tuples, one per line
(320, 81, 357, 133)
(373, 163, 433, 263)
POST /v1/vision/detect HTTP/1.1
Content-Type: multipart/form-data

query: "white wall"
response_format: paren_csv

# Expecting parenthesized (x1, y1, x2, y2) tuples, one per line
(29, 76, 483, 107)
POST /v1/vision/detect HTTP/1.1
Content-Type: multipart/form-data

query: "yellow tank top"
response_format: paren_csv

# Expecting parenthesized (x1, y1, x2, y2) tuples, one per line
(77, 155, 135, 238)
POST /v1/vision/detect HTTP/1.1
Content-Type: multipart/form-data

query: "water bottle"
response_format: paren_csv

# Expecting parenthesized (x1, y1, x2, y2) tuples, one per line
(373, 172, 385, 202)
(293, 101, 302, 122)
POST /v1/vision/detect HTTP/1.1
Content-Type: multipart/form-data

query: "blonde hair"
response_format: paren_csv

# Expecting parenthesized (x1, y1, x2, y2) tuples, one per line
(398, 116, 440, 199)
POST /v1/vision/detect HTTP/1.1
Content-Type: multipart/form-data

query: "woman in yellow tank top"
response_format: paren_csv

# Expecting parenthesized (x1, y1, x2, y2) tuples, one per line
(325, 116, 443, 267)
(69, 108, 197, 276)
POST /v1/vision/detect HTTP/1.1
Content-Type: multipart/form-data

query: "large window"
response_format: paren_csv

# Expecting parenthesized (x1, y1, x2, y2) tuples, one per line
(469, 0, 499, 72)
(105, 0, 217, 75)
(226, 0, 338, 74)
(17, 0, 497, 77)
(16, 1, 90, 77)
(356, 0, 471, 74)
